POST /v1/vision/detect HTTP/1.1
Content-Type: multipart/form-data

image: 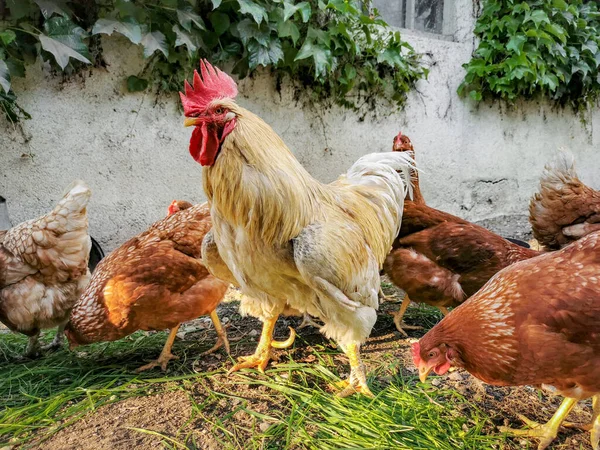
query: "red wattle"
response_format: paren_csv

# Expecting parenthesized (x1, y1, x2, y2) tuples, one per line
(434, 361, 452, 375)
(189, 122, 221, 166)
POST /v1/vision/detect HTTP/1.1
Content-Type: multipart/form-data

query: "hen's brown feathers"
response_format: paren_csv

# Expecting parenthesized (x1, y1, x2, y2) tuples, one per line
(530, 152, 600, 249)
(385, 198, 540, 309)
(420, 231, 600, 396)
(66, 203, 228, 344)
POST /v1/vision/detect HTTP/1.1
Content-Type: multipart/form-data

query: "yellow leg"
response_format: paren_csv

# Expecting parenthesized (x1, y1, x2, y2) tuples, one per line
(378, 287, 395, 301)
(336, 342, 374, 398)
(564, 396, 600, 450)
(499, 397, 577, 450)
(438, 306, 450, 316)
(390, 295, 423, 336)
(201, 310, 231, 356)
(228, 317, 295, 374)
(136, 325, 180, 372)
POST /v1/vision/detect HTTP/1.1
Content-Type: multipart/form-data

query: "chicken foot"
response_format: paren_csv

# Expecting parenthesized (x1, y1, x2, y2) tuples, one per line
(23, 332, 41, 358)
(390, 296, 423, 337)
(335, 342, 374, 398)
(42, 323, 66, 352)
(298, 313, 323, 329)
(136, 326, 180, 372)
(228, 317, 296, 374)
(564, 396, 600, 450)
(498, 397, 577, 450)
(200, 310, 231, 356)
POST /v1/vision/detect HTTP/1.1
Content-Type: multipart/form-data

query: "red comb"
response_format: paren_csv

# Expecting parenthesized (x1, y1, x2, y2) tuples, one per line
(167, 200, 179, 216)
(180, 59, 238, 116)
(411, 342, 421, 365)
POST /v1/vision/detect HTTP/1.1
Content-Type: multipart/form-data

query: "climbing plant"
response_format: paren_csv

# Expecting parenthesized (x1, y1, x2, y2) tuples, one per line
(459, 0, 600, 109)
(0, 0, 427, 123)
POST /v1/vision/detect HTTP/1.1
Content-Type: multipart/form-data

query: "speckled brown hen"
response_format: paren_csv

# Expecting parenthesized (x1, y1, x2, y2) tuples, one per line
(384, 133, 541, 335)
(0, 181, 91, 357)
(530, 151, 600, 250)
(413, 230, 600, 450)
(65, 200, 230, 372)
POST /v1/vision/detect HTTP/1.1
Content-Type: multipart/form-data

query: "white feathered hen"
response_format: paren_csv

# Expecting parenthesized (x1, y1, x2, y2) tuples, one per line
(0, 181, 91, 357)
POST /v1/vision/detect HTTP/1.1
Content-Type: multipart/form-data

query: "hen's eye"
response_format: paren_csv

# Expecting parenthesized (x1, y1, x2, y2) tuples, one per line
(428, 351, 436, 358)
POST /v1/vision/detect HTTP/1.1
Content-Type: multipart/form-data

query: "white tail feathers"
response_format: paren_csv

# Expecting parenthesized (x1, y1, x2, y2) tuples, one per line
(541, 149, 578, 187)
(345, 151, 416, 201)
(55, 180, 91, 216)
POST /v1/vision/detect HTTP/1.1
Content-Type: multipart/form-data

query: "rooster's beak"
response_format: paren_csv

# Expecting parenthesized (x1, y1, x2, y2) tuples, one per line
(184, 117, 200, 127)
(418, 361, 434, 383)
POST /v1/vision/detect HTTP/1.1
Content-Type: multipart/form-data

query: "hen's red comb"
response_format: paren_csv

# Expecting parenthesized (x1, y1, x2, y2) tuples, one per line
(167, 200, 179, 216)
(411, 342, 421, 365)
(180, 59, 238, 116)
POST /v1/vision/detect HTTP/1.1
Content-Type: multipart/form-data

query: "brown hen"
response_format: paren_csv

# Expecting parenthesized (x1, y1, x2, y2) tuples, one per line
(414, 230, 600, 450)
(384, 133, 540, 335)
(65, 200, 229, 372)
(530, 151, 600, 250)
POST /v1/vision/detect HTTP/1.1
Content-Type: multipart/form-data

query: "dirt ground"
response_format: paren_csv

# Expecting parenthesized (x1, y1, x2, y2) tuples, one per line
(5, 283, 589, 450)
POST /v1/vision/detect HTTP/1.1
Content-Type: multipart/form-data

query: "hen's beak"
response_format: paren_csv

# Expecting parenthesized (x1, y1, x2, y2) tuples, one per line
(418, 361, 434, 383)
(184, 117, 200, 127)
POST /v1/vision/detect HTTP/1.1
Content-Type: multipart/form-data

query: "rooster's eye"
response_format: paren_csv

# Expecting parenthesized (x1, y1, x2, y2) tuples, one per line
(215, 108, 223, 114)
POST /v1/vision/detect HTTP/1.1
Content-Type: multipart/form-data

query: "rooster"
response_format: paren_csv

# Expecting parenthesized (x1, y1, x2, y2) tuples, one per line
(384, 132, 540, 335)
(65, 200, 230, 372)
(181, 60, 414, 396)
(0, 181, 91, 357)
(530, 151, 600, 250)
(413, 231, 600, 450)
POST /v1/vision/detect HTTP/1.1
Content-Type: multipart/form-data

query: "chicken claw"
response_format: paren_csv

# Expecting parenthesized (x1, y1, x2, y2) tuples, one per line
(136, 326, 180, 373)
(498, 397, 577, 450)
(200, 310, 231, 356)
(229, 317, 295, 374)
(390, 296, 423, 336)
(334, 342, 374, 398)
(564, 396, 600, 450)
(298, 313, 323, 329)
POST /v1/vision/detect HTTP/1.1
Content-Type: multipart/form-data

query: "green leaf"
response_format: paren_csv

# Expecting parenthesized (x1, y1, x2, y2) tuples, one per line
(247, 39, 283, 69)
(92, 18, 143, 44)
(283, 2, 299, 21)
(469, 90, 482, 101)
(40, 17, 91, 70)
(173, 25, 199, 55)
(296, 2, 312, 23)
(277, 20, 300, 45)
(127, 75, 148, 92)
(0, 60, 11, 94)
(0, 30, 17, 46)
(526, 10, 550, 28)
(506, 35, 527, 54)
(7, 0, 35, 20)
(237, 0, 268, 24)
(237, 18, 270, 46)
(210, 12, 231, 36)
(552, 0, 568, 10)
(541, 73, 559, 91)
(33, 0, 72, 18)
(141, 31, 168, 58)
(295, 39, 332, 78)
(177, 8, 206, 32)
(211, 0, 222, 9)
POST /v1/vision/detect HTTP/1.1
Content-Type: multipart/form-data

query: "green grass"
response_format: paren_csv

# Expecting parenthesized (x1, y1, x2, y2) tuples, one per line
(0, 306, 507, 450)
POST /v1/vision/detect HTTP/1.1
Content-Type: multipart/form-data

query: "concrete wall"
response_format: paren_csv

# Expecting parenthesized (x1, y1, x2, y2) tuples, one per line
(1, 0, 599, 251)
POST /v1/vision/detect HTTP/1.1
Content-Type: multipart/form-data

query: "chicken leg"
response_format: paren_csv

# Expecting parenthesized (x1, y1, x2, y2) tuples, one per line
(228, 317, 296, 374)
(390, 296, 423, 336)
(136, 326, 181, 372)
(564, 396, 600, 450)
(499, 397, 577, 450)
(335, 342, 374, 398)
(23, 331, 41, 358)
(200, 310, 231, 356)
(298, 313, 323, 329)
(42, 323, 66, 352)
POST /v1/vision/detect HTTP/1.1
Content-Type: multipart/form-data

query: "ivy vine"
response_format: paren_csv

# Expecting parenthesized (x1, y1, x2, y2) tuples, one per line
(460, 0, 600, 109)
(0, 0, 428, 123)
